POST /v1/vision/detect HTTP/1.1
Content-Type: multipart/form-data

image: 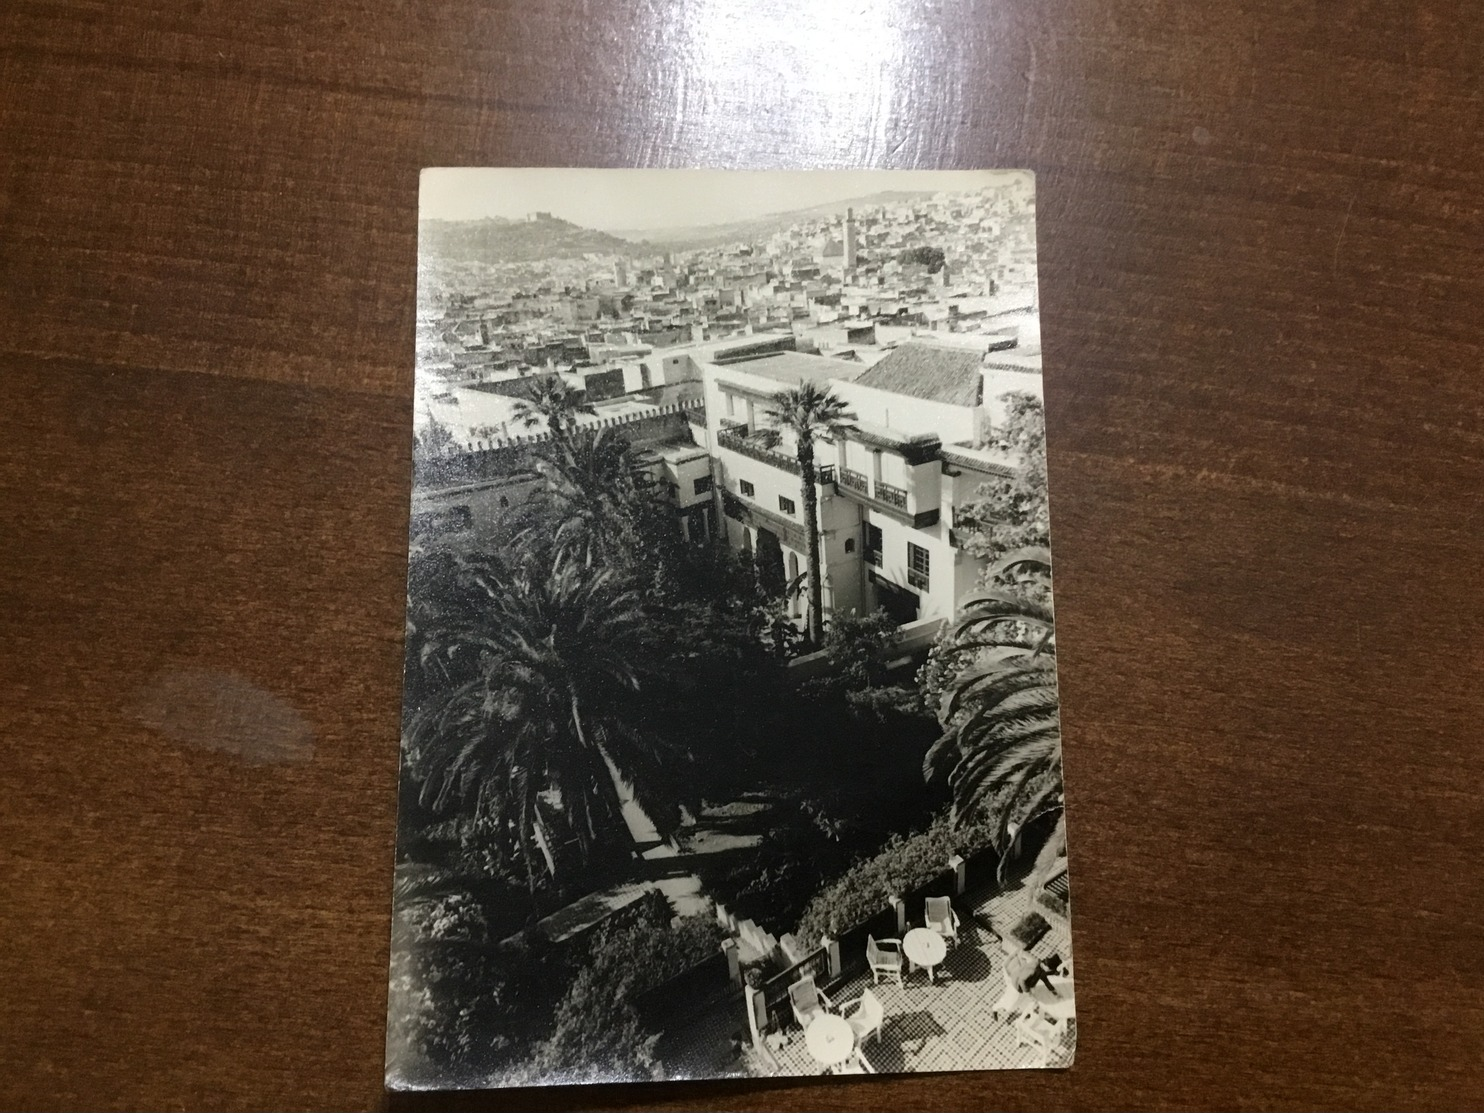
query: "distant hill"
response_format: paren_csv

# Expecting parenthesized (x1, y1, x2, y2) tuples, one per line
(419, 215, 636, 264)
(613, 191, 942, 248)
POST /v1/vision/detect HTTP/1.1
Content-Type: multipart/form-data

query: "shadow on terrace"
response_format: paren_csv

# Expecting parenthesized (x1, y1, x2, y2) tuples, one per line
(654, 861, 1075, 1080)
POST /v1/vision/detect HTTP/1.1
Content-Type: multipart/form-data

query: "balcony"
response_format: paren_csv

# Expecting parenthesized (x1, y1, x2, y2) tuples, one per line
(833, 472, 941, 529)
(875, 481, 908, 510)
(717, 430, 801, 476)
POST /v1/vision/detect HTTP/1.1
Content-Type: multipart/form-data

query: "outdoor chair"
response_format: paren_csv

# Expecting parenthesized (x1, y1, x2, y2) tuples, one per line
(866, 934, 905, 986)
(834, 1048, 877, 1074)
(841, 987, 886, 1047)
(789, 976, 833, 1029)
(1014, 1005, 1059, 1059)
(925, 896, 961, 947)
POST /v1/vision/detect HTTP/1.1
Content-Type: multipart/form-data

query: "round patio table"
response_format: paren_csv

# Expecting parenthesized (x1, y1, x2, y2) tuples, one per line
(804, 1013, 855, 1066)
(903, 926, 948, 983)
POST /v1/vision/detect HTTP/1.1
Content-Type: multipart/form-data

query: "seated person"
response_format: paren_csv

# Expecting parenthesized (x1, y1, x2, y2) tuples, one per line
(1006, 949, 1059, 996)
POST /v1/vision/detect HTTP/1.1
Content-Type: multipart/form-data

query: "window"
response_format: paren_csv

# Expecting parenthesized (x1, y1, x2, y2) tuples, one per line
(778, 495, 796, 515)
(864, 523, 883, 566)
(693, 474, 713, 495)
(844, 538, 856, 554)
(908, 542, 930, 590)
(739, 479, 755, 497)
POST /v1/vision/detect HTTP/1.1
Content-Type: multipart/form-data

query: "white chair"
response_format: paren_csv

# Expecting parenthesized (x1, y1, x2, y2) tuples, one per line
(834, 1048, 877, 1074)
(789, 976, 833, 1028)
(1014, 1006, 1058, 1061)
(841, 987, 885, 1046)
(925, 896, 961, 947)
(866, 934, 904, 986)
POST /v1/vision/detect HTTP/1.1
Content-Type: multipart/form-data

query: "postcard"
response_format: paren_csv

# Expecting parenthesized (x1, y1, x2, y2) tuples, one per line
(387, 168, 1073, 1089)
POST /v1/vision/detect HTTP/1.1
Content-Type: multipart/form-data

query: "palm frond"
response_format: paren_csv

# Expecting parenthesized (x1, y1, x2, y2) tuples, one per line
(984, 546, 1052, 581)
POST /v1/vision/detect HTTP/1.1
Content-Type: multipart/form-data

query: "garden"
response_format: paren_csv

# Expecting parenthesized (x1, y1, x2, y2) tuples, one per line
(388, 380, 1065, 1086)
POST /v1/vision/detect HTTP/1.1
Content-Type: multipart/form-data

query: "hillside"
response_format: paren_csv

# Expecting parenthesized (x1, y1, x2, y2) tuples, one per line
(614, 190, 941, 248)
(419, 216, 636, 264)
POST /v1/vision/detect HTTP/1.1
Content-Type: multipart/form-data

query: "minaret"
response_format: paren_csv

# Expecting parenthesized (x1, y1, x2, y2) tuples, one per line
(843, 207, 859, 270)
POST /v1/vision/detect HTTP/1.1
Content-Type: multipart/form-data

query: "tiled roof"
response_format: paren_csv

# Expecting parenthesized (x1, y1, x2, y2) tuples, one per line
(855, 341, 985, 406)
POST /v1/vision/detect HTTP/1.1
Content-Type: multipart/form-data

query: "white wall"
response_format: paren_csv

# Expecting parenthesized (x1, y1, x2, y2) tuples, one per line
(862, 511, 954, 621)
(664, 454, 714, 508)
(818, 497, 864, 615)
(831, 380, 979, 445)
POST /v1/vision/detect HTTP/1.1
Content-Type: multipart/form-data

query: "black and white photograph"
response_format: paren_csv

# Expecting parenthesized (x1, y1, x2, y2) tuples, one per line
(387, 168, 1073, 1089)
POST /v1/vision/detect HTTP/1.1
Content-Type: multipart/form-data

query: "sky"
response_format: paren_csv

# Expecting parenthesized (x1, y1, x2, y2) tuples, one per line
(419, 168, 1031, 232)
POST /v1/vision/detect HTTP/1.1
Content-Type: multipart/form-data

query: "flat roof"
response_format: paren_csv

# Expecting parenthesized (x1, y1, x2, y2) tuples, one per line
(714, 351, 870, 387)
(642, 441, 710, 465)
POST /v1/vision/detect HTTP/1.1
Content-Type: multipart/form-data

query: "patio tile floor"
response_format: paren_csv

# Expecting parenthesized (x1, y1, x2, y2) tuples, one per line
(657, 879, 1074, 1080)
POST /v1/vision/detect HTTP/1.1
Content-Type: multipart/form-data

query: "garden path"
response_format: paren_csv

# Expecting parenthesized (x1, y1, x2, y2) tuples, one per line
(528, 792, 787, 942)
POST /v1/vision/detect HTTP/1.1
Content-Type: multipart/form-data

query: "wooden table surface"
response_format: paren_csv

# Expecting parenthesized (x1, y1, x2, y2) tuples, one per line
(2, 2, 1481, 1109)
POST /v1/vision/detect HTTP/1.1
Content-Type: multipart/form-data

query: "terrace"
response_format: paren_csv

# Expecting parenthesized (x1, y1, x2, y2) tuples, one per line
(717, 428, 801, 475)
(655, 871, 1074, 1079)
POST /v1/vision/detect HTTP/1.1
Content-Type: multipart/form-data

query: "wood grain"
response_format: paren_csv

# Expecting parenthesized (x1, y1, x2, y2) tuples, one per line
(1, 1, 1481, 1109)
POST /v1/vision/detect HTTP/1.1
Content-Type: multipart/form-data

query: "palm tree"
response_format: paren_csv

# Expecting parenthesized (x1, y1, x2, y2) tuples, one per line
(405, 556, 689, 892)
(512, 375, 595, 443)
(769, 382, 856, 644)
(512, 426, 656, 569)
(923, 547, 1066, 889)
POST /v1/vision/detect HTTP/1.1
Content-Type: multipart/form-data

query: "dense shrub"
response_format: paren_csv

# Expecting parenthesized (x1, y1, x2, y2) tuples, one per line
(573, 890, 723, 989)
(520, 893, 724, 1083)
(698, 821, 838, 930)
(525, 965, 660, 1083)
(388, 888, 724, 1087)
(386, 934, 560, 1087)
(795, 813, 998, 944)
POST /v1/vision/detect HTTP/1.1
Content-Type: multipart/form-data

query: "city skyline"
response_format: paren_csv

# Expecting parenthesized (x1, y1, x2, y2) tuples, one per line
(419, 168, 1032, 232)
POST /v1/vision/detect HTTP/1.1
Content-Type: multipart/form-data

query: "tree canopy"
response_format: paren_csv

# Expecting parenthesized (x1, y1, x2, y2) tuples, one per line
(898, 245, 946, 273)
(953, 391, 1049, 571)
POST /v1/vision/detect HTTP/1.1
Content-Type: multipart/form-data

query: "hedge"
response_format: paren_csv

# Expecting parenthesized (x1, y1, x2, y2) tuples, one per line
(795, 812, 998, 945)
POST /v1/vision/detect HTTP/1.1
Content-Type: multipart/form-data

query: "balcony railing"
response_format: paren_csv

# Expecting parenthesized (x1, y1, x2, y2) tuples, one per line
(815, 464, 836, 485)
(717, 430, 801, 476)
(839, 467, 869, 494)
(875, 481, 908, 509)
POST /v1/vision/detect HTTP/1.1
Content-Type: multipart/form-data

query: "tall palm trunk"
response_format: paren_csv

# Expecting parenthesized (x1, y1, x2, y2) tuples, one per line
(570, 692, 664, 854)
(797, 439, 825, 645)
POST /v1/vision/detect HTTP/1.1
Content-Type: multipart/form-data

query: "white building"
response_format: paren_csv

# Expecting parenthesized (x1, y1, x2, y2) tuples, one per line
(672, 336, 1032, 633)
(411, 329, 1041, 642)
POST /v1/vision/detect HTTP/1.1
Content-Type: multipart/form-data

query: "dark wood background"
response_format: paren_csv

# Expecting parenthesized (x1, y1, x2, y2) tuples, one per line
(2, 1, 1481, 1109)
